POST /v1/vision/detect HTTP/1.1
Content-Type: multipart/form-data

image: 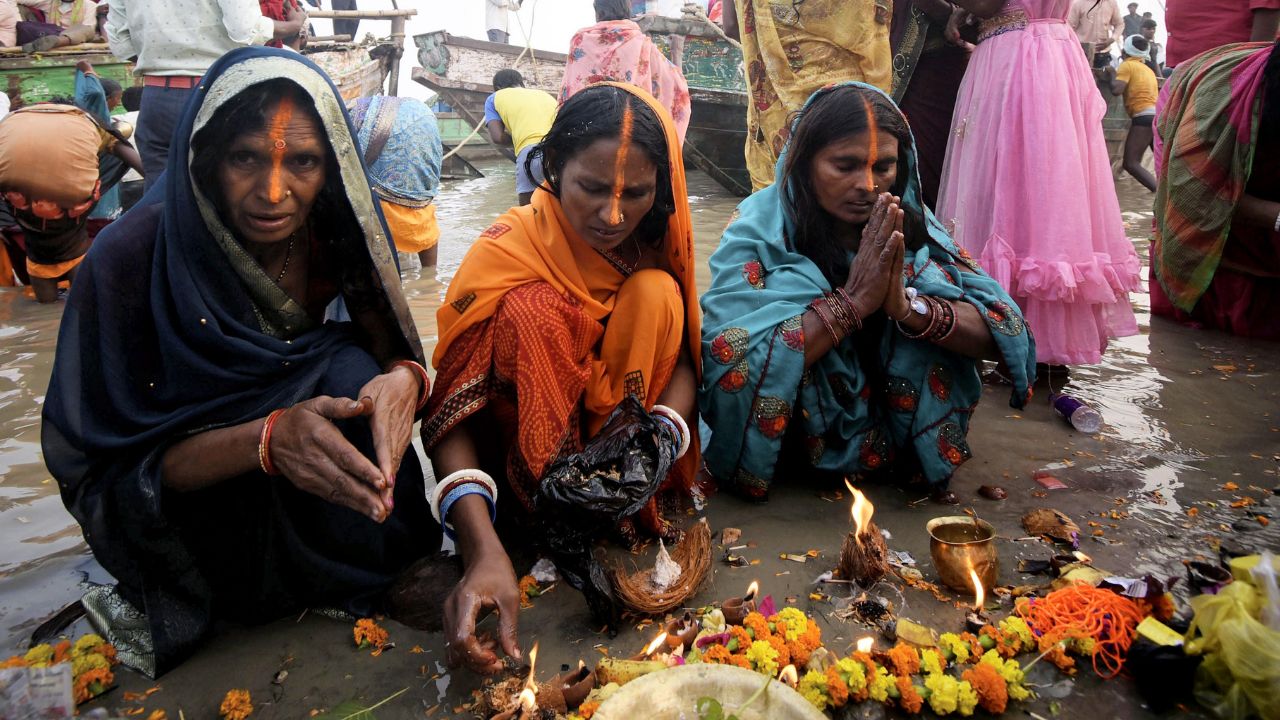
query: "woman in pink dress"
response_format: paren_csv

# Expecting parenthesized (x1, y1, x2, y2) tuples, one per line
(937, 0, 1140, 368)
(561, 0, 691, 143)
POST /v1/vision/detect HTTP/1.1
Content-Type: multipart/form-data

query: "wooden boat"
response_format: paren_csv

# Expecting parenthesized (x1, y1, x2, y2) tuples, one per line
(305, 42, 396, 104)
(0, 44, 134, 107)
(412, 24, 752, 196)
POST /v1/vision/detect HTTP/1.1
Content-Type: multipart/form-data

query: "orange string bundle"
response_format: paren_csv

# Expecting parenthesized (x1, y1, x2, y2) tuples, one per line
(1015, 583, 1149, 679)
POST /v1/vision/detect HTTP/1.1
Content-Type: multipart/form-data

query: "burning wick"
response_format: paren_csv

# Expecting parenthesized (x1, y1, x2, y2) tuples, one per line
(744, 580, 759, 602)
(778, 664, 799, 688)
(606, 103, 635, 227)
(518, 687, 537, 713)
(492, 643, 540, 720)
(855, 637, 874, 654)
(639, 632, 668, 659)
(964, 564, 989, 632)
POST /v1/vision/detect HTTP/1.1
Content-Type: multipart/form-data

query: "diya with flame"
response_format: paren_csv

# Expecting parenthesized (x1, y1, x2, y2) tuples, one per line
(964, 561, 990, 632)
(722, 580, 759, 625)
(837, 480, 890, 589)
(494, 644, 542, 720)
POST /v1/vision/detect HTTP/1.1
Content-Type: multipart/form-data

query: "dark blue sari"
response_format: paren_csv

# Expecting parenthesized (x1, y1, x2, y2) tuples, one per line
(42, 48, 438, 675)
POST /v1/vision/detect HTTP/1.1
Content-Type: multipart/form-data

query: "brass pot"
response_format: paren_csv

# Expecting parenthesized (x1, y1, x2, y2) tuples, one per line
(927, 516, 998, 593)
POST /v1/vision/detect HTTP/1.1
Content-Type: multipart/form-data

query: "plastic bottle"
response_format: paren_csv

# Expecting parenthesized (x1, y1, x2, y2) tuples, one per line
(1050, 393, 1102, 434)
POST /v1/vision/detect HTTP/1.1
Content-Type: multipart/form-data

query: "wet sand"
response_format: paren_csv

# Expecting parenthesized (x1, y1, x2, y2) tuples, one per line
(1, 162, 1276, 717)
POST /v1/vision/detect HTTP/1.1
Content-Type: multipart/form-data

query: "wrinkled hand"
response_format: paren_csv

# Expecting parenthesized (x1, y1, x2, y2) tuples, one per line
(944, 7, 976, 49)
(357, 366, 422, 502)
(269, 396, 390, 522)
(75, 60, 94, 75)
(843, 193, 905, 319)
(882, 227, 912, 322)
(444, 546, 521, 674)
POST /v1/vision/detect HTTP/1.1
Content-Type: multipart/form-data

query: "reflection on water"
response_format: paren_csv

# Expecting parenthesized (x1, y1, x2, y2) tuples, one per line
(1, 164, 1274, 652)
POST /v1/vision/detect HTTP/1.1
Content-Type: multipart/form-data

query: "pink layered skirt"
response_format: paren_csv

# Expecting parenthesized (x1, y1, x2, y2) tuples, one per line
(936, 18, 1139, 365)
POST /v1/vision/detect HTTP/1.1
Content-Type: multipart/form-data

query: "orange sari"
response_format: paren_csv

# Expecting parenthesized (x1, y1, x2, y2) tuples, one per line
(424, 83, 701, 526)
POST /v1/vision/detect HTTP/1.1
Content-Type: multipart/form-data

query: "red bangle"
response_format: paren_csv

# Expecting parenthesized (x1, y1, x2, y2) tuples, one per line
(259, 408, 286, 476)
(389, 360, 431, 412)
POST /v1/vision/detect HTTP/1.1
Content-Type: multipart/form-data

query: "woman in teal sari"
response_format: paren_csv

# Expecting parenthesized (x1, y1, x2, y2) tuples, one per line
(700, 82, 1035, 503)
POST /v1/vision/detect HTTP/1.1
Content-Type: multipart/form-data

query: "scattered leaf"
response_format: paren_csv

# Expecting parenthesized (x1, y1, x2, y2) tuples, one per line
(720, 528, 742, 545)
(1186, 507, 1199, 518)
(1222, 482, 1239, 491)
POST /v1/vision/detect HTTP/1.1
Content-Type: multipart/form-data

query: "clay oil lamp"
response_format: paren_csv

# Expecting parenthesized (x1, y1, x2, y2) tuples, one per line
(722, 580, 759, 625)
(964, 562, 990, 632)
(553, 660, 595, 709)
(665, 611, 700, 651)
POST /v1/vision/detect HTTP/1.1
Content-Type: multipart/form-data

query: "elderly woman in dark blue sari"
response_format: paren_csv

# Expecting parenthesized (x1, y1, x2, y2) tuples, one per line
(700, 83, 1036, 504)
(41, 48, 518, 677)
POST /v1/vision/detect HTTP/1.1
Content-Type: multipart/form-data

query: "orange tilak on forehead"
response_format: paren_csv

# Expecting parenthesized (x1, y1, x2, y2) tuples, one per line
(861, 96, 879, 190)
(267, 96, 296, 204)
(607, 103, 635, 225)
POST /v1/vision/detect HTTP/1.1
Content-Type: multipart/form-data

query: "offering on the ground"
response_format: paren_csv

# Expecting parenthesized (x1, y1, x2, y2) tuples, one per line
(837, 484, 889, 588)
(0, 631, 118, 713)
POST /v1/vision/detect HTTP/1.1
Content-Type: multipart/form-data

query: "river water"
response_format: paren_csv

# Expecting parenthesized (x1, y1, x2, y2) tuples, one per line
(1, 158, 1275, 660)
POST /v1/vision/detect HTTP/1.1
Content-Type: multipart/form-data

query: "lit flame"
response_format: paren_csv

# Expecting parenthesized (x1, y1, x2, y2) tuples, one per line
(642, 632, 669, 657)
(518, 687, 537, 712)
(845, 478, 874, 543)
(745, 580, 760, 602)
(778, 664, 799, 687)
(968, 564, 985, 611)
(525, 642, 539, 687)
(856, 637, 874, 654)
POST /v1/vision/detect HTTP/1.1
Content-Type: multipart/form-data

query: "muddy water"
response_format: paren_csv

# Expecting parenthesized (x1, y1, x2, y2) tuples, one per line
(1, 160, 1275, 672)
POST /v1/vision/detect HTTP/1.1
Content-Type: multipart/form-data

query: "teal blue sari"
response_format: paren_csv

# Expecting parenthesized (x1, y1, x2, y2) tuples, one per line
(699, 82, 1036, 497)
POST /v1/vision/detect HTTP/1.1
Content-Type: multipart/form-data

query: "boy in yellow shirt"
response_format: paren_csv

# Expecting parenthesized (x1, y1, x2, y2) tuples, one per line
(484, 69, 558, 205)
(1106, 35, 1158, 191)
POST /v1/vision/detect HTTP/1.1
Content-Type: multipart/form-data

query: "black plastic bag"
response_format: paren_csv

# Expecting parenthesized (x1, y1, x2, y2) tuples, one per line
(533, 396, 677, 626)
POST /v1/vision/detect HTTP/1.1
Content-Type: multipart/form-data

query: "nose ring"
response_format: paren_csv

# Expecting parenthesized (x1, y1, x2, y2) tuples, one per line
(285, 190, 292, 198)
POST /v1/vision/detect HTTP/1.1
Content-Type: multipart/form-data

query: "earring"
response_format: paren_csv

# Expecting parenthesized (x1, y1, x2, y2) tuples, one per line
(285, 190, 292, 198)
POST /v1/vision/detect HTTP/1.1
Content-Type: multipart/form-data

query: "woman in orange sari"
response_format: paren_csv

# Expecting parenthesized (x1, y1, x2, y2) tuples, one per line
(423, 82, 700, 669)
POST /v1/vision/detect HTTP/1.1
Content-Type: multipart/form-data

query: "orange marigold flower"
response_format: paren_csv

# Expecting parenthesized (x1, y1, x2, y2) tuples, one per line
(743, 612, 771, 640)
(729, 626, 754, 651)
(72, 666, 114, 704)
(895, 675, 924, 715)
(727, 653, 752, 669)
(765, 634, 791, 666)
(981, 626, 1016, 659)
(959, 632, 984, 661)
(220, 689, 253, 720)
(786, 639, 810, 668)
(825, 666, 849, 708)
(701, 644, 732, 664)
(885, 643, 921, 676)
(801, 619, 821, 648)
(352, 618, 389, 650)
(962, 663, 1008, 714)
(1045, 645, 1077, 675)
(578, 700, 601, 719)
(518, 576, 539, 608)
(0, 656, 26, 669)
(95, 643, 118, 665)
(52, 640, 72, 664)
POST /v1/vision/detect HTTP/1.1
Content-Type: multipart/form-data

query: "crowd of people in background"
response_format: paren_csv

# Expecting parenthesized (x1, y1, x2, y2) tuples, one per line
(0, 0, 1275, 688)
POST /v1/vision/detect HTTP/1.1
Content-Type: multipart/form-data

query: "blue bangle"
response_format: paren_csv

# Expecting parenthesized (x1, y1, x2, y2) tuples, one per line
(653, 414, 680, 448)
(439, 483, 496, 540)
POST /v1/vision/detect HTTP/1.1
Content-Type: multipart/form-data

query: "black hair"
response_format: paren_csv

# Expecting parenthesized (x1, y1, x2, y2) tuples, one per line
(100, 77, 123, 98)
(1128, 36, 1149, 53)
(121, 86, 143, 112)
(1140, 17, 1157, 28)
(527, 84, 675, 249)
(492, 69, 524, 90)
(780, 85, 925, 287)
(594, 0, 632, 21)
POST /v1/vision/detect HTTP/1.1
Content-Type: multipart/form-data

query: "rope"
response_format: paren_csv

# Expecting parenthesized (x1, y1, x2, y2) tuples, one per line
(682, 2, 741, 49)
(440, 0, 540, 162)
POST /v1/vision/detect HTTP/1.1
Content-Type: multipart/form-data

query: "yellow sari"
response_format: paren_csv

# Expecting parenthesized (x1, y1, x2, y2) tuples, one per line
(736, 0, 892, 190)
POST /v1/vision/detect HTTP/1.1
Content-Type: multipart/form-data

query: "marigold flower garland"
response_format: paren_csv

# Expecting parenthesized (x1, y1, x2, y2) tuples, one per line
(1, 632, 119, 706)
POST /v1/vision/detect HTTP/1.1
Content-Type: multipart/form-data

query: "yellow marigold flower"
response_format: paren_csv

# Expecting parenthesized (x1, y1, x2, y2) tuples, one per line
(220, 689, 253, 720)
(924, 672, 961, 715)
(744, 639, 779, 677)
(921, 647, 945, 676)
(798, 670, 830, 711)
(978, 650, 1033, 702)
(938, 633, 970, 664)
(867, 663, 894, 703)
(835, 656, 867, 697)
(72, 634, 106, 658)
(23, 644, 53, 668)
(352, 618, 388, 649)
(72, 652, 110, 677)
(998, 616, 1034, 649)
(957, 679, 979, 716)
(775, 607, 809, 642)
